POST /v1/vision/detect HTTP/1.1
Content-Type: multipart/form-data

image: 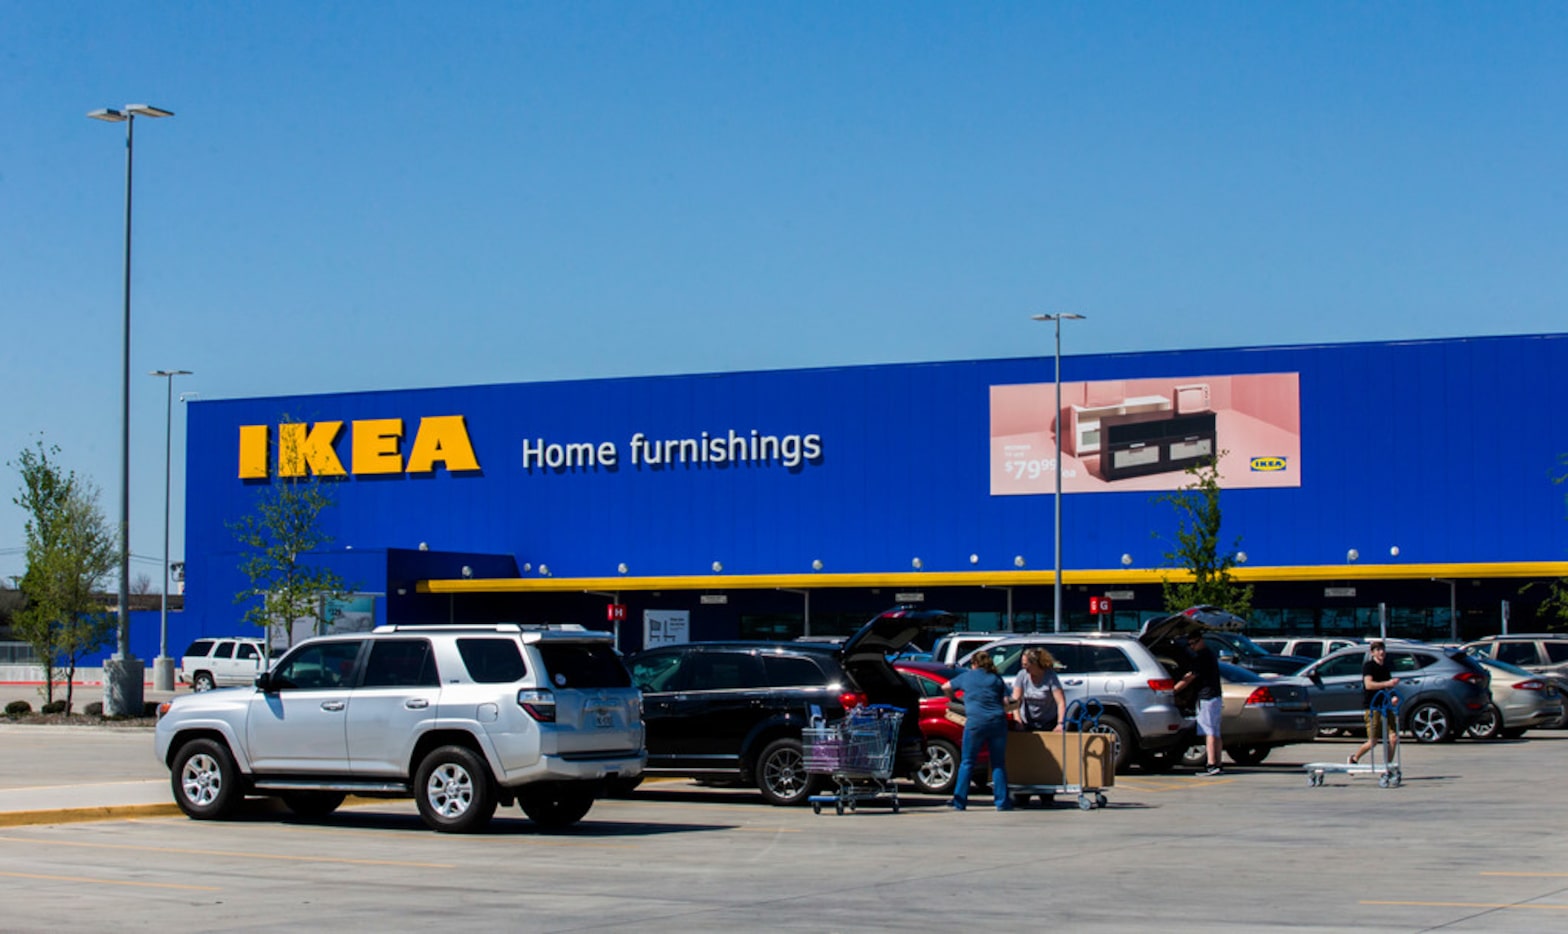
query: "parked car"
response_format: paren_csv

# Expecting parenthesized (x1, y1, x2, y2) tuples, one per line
(1297, 643, 1490, 742)
(963, 632, 1186, 773)
(1172, 663, 1319, 767)
(1464, 635, 1568, 727)
(178, 637, 271, 691)
(1253, 636, 1364, 661)
(1465, 655, 1566, 740)
(155, 623, 644, 833)
(1160, 607, 1312, 676)
(892, 660, 970, 795)
(625, 607, 946, 805)
(929, 631, 1010, 666)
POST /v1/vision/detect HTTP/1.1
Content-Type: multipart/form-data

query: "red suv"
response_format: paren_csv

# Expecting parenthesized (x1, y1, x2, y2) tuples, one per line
(894, 660, 990, 795)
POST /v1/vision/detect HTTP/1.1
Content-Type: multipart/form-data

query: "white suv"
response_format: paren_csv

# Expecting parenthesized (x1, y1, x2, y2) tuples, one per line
(155, 623, 645, 833)
(178, 637, 270, 691)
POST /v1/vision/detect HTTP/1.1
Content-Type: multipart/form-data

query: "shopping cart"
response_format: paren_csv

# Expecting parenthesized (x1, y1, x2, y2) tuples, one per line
(1304, 689, 1403, 788)
(804, 704, 904, 815)
(1009, 697, 1113, 811)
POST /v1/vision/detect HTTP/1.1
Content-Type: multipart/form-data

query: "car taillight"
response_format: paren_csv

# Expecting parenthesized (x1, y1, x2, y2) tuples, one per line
(1513, 679, 1546, 691)
(1454, 671, 1485, 685)
(1147, 678, 1175, 693)
(516, 688, 556, 722)
(1244, 687, 1277, 707)
(839, 691, 867, 710)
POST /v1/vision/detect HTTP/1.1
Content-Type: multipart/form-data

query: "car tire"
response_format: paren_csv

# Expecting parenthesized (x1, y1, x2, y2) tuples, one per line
(191, 671, 216, 692)
(755, 737, 816, 806)
(1090, 713, 1134, 773)
(912, 738, 959, 795)
(1465, 704, 1502, 741)
(1405, 702, 1454, 744)
(280, 791, 346, 819)
(1177, 742, 1206, 770)
(519, 784, 596, 829)
(1225, 744, 1271, 766)
(414, 745, 497, 833)
(171, 738, 243, 820)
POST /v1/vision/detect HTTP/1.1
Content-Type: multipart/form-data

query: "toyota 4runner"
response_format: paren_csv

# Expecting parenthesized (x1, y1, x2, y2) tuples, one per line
(154, 623, 645, 833)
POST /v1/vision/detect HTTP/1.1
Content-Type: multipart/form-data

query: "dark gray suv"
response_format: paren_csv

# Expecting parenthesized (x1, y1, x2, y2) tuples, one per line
(1299, 643, 1491, 742)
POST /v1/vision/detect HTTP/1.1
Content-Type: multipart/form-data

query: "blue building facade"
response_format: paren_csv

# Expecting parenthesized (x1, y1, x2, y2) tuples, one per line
(153, 332, 1566, 657)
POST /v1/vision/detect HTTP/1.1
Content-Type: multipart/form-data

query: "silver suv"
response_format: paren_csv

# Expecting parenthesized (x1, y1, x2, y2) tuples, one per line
(962, 633, 1186, 772)
(155, 624, 645, 833)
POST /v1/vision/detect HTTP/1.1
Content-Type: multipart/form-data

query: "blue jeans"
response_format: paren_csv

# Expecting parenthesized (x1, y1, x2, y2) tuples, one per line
(953, 719, 1009, 808)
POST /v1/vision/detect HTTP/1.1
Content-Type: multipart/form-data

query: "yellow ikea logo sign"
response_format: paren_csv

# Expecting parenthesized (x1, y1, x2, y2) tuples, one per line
(238, 416, 481, 479)
(1249, 456, 1288, 472)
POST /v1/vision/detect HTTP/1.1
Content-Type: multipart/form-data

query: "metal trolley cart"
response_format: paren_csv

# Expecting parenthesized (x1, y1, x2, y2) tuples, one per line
(1305, 689, 1403, 788)
(1009, 698, 1113, 811)
(804, 704, 904, 815)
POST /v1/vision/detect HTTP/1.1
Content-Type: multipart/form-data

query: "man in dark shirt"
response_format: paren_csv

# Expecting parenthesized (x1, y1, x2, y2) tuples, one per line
(1173, 631, 1225, 775)
(1349, 640, 1400, 765)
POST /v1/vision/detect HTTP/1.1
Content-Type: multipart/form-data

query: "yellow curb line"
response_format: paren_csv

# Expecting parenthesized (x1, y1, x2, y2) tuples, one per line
(0, 803, 183, 828)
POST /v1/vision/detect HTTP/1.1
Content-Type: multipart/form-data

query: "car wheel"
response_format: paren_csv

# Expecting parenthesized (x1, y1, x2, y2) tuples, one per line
(1465, 704, 1502, 741)
(1178, 742, 1206, 770)
(414, 745, 497, 833)
(912, 738, 959, 795)
(191, 671, 216, 692)
(1406, 702, 1453, 744)
(1090, 713, 1134, 773)
(171, 738, 242, 820)
(755, 737, 816, 806)
(1225, 744, 1271, 766)
(280, 791, 346, 819)
(519, 784, 596, 829)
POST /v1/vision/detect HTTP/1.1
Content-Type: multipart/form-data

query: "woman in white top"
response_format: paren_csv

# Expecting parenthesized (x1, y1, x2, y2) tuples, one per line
(1011, 647, 1067, 732)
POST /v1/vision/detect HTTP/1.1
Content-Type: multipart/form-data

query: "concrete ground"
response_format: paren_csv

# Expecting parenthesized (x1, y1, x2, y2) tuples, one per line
(1, 725, 1566, 932)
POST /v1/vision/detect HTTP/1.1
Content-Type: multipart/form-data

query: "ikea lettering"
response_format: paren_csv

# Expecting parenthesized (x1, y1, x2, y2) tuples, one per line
(237, 416, 481, 479)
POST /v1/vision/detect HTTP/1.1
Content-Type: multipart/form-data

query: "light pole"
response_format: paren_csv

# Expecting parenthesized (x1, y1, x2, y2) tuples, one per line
(1031, 312, 1085, 632)
(1432, 578, 1458, 641)
(89, 102, 174, 716)
(150, 369, 191, 692)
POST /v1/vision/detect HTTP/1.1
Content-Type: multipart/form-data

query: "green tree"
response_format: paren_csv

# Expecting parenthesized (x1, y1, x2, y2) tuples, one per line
(10, 441, 118, 712)
(1155, 450, 1254, 616)
(230, 450, 350, 648)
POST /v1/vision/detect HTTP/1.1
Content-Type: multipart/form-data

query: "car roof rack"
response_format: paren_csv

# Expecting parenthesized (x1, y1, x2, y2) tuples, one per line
(373, 622, 590, 633)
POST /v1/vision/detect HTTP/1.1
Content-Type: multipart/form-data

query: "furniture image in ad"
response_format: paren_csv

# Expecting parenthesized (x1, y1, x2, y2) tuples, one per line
(1097, 410, 1218, 481)
(1064, 395, 1172, 457)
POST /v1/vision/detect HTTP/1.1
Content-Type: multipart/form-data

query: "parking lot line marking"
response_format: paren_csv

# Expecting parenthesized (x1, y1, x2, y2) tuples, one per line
(1481, 872, 1568, 878)
(1362, 900, 1568, 911)
(0, 835, 454, 869)
(0, 869, 219, 892)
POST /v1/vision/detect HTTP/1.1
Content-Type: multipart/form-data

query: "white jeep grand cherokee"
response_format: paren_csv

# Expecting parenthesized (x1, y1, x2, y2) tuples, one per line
(155, 623, 645, 833)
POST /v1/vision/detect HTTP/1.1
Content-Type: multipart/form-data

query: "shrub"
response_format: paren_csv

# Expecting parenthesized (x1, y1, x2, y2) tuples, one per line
(84, 701, 104, 716)
(40, 700, 68, 715)
(5, 700, 31, 717)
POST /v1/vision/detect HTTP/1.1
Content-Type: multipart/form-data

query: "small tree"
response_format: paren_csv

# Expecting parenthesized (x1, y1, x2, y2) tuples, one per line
(1155, 450, 1254, 617)
(10, 441, 118, 712)
(230, 438, 350, 648)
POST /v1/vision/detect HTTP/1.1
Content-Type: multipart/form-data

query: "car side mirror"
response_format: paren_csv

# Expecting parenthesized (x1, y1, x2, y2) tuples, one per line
(1308, 671, 1323, 686)
(255, 672, 275, 693)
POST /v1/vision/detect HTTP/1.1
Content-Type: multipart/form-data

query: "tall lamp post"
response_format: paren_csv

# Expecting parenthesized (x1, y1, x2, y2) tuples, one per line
(89, 103, 174, 716)
(1031, 312, 1085, 633)
(150, 369, 191, 692)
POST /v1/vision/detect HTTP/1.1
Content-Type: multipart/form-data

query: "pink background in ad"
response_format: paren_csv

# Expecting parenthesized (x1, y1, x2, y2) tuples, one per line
(989, 373, 1301, 495)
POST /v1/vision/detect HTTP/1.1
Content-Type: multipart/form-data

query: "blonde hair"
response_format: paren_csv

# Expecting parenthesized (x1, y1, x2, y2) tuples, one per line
(969, 650, 997, 673)
(1024, 647, 1057, 670)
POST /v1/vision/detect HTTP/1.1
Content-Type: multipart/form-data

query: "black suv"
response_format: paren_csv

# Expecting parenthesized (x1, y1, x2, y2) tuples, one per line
(624, 607, 947, 805)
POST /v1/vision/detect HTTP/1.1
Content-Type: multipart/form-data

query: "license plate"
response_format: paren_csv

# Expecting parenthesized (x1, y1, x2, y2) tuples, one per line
(593, 710, 613, 728)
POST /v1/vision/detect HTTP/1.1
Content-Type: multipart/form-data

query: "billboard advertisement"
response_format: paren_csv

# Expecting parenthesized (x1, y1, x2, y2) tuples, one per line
(989, 373, 1301, 495)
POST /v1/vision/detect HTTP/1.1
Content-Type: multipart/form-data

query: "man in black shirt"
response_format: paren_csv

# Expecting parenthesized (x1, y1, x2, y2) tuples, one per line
(1349, 640, 1400, 765)
(1173, 631, 1225, 776)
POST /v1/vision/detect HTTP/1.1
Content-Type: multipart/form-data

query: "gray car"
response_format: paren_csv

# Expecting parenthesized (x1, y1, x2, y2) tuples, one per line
(1465, 655, 1566, 740)
(964, 633, 1187, 773)
(1299, 643, 1491, 743)
(1463, 635, 1568, 728)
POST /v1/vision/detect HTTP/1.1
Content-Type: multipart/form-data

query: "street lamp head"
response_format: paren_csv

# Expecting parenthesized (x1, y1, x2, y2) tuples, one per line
(1030, 313, 1087, 322)
(150, 369, 193, 377)
(87, 108, 128, 123)
(125, 104, 174, 118)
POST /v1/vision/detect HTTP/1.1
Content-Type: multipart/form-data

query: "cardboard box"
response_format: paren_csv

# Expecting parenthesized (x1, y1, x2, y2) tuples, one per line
(1004, 731, 1114, 789)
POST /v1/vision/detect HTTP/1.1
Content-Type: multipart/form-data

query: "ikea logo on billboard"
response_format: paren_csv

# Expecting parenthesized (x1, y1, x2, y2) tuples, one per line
(1249, 456, 1288, 472)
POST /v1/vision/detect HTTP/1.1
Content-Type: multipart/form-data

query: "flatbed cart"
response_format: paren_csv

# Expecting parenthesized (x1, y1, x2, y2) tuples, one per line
(804, 704, 904, 815)
(1009, 698, 1113, 811)
(1304, 690, 1403, 788)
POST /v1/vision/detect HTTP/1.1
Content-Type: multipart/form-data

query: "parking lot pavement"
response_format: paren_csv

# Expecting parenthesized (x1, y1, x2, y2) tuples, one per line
(2, 730, 1567, 931)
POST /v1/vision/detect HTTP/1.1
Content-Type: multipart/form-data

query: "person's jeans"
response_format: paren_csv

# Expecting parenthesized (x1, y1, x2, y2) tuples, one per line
(952, 719, 1010, 809)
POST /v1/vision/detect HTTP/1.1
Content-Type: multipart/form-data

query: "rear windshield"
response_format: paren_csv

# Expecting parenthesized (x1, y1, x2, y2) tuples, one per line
(182, 640, 214, 658)
(537, 643, 632, 689)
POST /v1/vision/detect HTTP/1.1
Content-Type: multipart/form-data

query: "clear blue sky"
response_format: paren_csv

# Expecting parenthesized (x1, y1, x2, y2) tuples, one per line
(3, 2, 1565, 589)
